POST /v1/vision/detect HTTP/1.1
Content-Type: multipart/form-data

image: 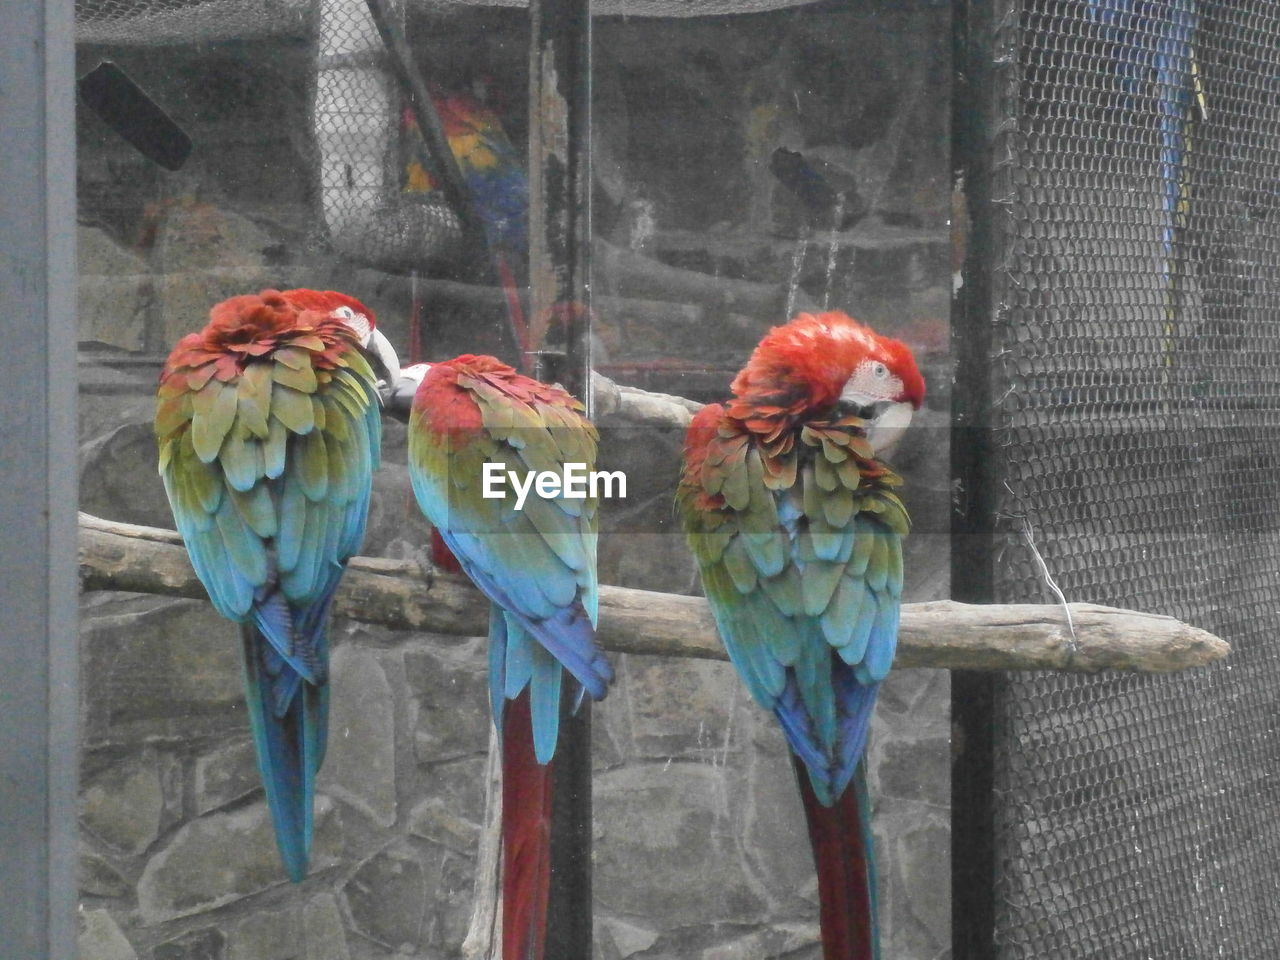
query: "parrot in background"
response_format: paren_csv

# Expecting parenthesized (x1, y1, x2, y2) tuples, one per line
(677, 311, 924, 960)
(397, 357, 612, 960)
(155, 288, 401, 882)
(1086, 0, 1204, 345)
(403, 89, 531, 357)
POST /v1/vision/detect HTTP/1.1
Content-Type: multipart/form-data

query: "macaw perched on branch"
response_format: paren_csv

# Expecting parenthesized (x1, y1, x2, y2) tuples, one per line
(677, 312, 924, 960)
(397, 357, 612, 960)
(155, 289, 401, 881)
(404, 90, 530, 357)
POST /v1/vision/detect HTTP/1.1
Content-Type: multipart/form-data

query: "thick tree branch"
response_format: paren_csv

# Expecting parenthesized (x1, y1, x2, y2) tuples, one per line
(590, 372, 701, 428)
(79, 513, 1229, 673)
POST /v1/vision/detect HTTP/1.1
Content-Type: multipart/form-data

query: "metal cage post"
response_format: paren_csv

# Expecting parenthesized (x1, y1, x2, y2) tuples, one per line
(528, 0, 594, 955)
(0, 0, 79, 956)
(950, 0, 1014, 955)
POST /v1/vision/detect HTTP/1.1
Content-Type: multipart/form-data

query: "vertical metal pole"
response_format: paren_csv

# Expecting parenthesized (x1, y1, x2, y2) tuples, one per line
(950, 0, 1008, 957)
(0, 0, 79, 957)
(528, 0, 593, 956)
(528, 0, 592, 403)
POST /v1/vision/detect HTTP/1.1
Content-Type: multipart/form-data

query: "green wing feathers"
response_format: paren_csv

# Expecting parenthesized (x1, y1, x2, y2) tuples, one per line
(679, 406, 908, 803)
(156, 333, 380, 620)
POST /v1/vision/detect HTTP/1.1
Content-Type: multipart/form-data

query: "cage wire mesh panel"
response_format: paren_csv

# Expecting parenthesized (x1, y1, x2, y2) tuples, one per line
(75, 0, 310, 44)
(983, 1, 1280, 956)
(73, 0, 834, 275)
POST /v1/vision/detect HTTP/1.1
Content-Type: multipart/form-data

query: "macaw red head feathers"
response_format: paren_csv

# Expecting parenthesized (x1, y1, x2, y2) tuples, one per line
(160, 289, 400, 393)
(280, 289, 401, 388)
(280, 288, 377, 343)
(184, 289, 358, 362)
(727, 311, 924, 427)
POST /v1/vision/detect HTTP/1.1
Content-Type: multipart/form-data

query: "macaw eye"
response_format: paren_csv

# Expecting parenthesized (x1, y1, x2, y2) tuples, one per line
(871, 361, 889, 379)
(334, 306, 357, 322)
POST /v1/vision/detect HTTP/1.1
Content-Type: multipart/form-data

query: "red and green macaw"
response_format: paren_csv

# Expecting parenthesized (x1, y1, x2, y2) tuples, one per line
(397, 357, 611, 960)
(155, 288, 401, 882)
(404, 89, 530, 355)
(677, 311, 924, 960)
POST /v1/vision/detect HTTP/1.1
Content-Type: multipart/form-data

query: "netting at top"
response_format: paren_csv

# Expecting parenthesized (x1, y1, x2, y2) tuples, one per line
(985, 1, 1280, 956)
(75, 0, 309, 44)
(73, 0, 835, 46)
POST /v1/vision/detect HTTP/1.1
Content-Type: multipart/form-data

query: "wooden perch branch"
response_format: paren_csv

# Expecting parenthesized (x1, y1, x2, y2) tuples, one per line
(590, 371, 702, 428)
(79, 513, 1229, 673)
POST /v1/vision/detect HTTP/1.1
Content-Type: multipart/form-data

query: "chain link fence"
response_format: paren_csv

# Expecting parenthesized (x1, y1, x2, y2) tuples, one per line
(981, 1, 1280, 955)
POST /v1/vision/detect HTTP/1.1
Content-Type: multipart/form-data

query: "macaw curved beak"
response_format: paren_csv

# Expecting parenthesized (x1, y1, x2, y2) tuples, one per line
(866, 400, 914, 458)
(838, 382, 914, 458)
(362, 327, 402, 391)
(382, 361, 431, 423)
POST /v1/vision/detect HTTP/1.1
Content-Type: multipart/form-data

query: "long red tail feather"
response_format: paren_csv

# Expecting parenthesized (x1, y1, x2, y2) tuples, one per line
(793, 756, 875, 960)
(430, 529, 464, 575)
(494, 254, 530, 367)
(502, 691, 553, 960)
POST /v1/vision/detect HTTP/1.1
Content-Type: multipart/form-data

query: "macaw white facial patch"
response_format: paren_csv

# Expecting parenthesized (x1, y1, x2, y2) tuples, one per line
(333, 305, 372, 343)
(482, 462, 627, 510)
(866, 400, 914, 456)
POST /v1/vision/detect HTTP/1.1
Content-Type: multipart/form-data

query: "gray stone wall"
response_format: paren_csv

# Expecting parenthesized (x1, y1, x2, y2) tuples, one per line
(77, 3, 952, 958)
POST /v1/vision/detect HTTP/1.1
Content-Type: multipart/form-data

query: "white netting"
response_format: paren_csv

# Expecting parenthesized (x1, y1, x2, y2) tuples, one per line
(426, 0, 825, 12)
(75, 0, 311, 44)
(76, 0, 827, 47)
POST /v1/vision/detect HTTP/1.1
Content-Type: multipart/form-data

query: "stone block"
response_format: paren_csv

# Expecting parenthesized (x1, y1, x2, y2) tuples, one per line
(226, 906, 302, 960)
(82, 599, 245, 748)
(742, 732, 818, 907)
(620, 655, 740, 760)
(594, 423, 683, 508)
(433, 850, 478, 953)
(80, 422, 173, 530)
(877, 735, 950, 808)
(700, 923, 821, 960)
(596, 529, 698, 597)
(81, 754, 165, 855)
(80, 224, 148, 278)
(595, 917, 660, 959)
(317, 645, 397, 828)
(78, 225, 152, 352)
(79, 909, 138, 960)
(875, 666, 948, 723)
(151, 199, 277, 273)
(594, 764, 765, 925)
(80, 852, 131, 899)
(152, 927, 225, 960)
(407, 757, 485, 854)
(342, 847, 433, 952)
(404, 640, 490, 765)
(360, 460, 434, 560)
(303, 893, 350, 960)
(194, 739, 259, 816)
(153, 268, 306, 350)
(80, 276, 151, 353)
(137, 798, 341, 924)
(592, 682, 629, 770)
(77, 355, 160, 449)
(886, 821, 950, 960)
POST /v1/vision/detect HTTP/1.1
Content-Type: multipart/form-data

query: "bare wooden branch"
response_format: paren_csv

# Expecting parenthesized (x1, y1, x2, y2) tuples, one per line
(461, 725, 502, 960)
(79, 513, 1229, 673)
(383, 367, 700, 431)
(590, 372, 702, 428)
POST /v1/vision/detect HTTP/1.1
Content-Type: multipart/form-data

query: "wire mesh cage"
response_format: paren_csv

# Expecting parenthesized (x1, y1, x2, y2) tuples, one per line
(970, 1, 1280, 955)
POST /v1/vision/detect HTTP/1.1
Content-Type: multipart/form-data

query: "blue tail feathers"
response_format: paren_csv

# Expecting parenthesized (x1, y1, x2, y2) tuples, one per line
(240, 623, 327, 882)
(774, 653, 880, 807)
